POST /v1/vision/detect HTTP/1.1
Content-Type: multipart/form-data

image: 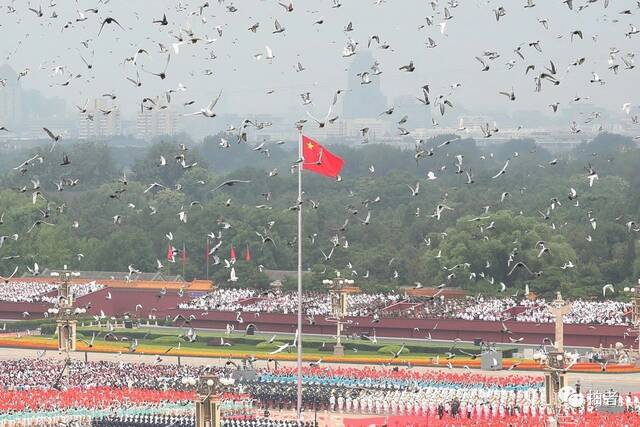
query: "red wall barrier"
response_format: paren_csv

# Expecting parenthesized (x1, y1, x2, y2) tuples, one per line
(160, 308, 632, 348)
(0, 301, 50, 320)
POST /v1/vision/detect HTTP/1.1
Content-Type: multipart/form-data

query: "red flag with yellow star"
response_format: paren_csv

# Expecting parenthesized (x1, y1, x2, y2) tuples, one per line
(302, 135, 344, 178)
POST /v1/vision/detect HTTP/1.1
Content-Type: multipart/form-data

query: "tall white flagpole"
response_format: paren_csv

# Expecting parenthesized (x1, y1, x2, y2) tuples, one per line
(296, 129, 303, 419)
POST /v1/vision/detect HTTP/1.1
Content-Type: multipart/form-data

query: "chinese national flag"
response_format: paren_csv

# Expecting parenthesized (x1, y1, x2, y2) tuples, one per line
(230, 244, 237, 262)
(244, 244, 252, 262)
(302, 136, 344, 178)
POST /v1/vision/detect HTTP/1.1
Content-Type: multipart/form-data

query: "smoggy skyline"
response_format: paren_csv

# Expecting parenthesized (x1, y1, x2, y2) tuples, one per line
(0, 0, 637, 133)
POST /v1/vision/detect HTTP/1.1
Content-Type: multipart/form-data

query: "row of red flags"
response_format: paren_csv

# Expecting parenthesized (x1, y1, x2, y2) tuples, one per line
(165, 136, 344, 266)
(166, 243, 252, 264)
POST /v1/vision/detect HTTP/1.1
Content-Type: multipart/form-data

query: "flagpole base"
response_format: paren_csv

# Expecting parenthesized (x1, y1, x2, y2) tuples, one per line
(333, 344, 344, 356)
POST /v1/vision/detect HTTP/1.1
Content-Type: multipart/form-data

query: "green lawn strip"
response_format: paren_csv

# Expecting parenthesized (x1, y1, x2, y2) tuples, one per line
(73, 326, 516, 359)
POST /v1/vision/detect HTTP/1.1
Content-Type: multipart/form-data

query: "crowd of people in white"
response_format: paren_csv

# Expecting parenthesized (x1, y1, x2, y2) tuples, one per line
(0, 281, 632, 326)
(515, 299, 631, 326)
(181, 288, 254, 313)
(179, 289, 399, 318)
(329, 385, 550, 418)
(0, 281, 105, 304)
(402, 296, 633, 327)
(178, 290, 632, 326)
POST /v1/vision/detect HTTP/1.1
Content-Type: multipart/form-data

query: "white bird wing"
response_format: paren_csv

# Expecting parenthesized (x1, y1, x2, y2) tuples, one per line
(269, 343, 289, 354)
(492, 160, 510, 178)
(207, 90, 223, 112)
(323, 103, 333, 121)
(305, 110, 322, 124)
(0, 266, 19, 281)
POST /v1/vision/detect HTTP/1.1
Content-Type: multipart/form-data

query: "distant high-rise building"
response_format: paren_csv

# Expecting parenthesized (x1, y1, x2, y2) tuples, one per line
(342, 51, 387, 119)
(78, 99, 122, 140)
(0, 64, 23, 127)
(393, 95, 431, 129)
(136, 108, 178, 141)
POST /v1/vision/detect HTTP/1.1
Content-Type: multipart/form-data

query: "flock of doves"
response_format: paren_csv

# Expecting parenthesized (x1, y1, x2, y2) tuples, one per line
(0, 0, 639, 308)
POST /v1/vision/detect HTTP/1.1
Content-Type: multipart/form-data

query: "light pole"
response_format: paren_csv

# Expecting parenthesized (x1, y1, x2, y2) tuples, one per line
(534, 293, 571, 427)
(49, 266, 83, 353)
(185, 374, 235, 427)
(534, 349, 567, 427)
(48, 266, 84, 390)
(322, 272, 358, 356)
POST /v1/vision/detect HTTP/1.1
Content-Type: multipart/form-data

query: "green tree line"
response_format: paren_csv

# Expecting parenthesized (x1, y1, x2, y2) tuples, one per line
(0, 132, 638, 299)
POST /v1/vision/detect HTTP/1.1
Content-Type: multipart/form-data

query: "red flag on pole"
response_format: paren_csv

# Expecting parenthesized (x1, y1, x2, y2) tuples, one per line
(302, 135, 344, 178)
(230, 244, 237, 262)
(181, 244, 187, 265)
(244, 244, 252, 262)
(167, 245, 176, 263)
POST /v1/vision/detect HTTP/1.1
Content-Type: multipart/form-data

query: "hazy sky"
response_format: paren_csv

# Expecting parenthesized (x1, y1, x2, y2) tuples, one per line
(0, 0, 638, 128)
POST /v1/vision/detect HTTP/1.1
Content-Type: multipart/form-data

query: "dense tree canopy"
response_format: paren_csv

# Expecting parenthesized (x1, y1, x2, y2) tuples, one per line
(0, 132, 639, 300)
